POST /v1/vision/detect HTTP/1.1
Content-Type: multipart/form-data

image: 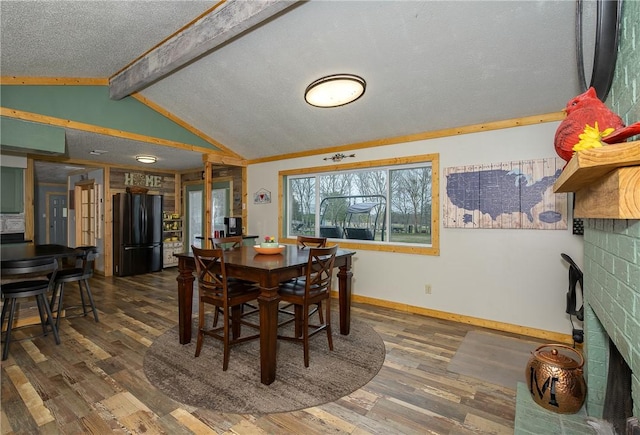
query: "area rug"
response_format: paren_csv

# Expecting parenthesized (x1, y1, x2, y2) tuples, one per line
(143, 316, 385, 414)
(447, 330, 541, 390)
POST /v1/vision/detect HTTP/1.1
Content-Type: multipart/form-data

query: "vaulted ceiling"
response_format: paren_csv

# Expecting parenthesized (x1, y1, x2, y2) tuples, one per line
(1, 1, 597, 182)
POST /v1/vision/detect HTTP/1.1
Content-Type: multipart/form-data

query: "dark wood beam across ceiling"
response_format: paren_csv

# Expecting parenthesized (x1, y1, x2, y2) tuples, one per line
(109, 0, 299, 100)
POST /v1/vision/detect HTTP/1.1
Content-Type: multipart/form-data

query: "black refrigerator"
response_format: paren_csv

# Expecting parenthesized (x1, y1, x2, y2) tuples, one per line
(113, 193, 163, 276)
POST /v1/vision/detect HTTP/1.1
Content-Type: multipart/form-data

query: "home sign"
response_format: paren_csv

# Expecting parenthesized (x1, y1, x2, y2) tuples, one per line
(124, 172, 162, 188)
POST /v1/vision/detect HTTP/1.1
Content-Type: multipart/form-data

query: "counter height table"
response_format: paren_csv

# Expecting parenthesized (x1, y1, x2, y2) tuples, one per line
(175, 244, 355, 385)
(1, 243, 80, 263)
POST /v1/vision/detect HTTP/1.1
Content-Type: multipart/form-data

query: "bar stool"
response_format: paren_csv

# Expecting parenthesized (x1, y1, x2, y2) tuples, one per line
(49, 246, 99, 329)
(1, 257, 60, 361)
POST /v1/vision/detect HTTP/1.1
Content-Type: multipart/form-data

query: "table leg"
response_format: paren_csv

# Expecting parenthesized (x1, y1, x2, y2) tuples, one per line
(337, 256, 353, 335)
(258, 286, 280, 385)
(177, 258, 195, 344)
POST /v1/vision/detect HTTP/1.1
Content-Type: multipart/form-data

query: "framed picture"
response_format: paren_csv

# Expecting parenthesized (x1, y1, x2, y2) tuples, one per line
(254, 188, 271, 204)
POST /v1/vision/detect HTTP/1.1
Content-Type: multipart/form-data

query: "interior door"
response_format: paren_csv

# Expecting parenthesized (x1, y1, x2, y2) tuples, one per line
(48, 194, 67, 244)
(75, 182, 97, 247)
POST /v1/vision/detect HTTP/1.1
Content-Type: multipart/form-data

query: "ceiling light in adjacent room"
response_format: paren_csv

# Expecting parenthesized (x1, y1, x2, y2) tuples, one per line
(136, 155, 157, 164)
(305, 74, 366, 108)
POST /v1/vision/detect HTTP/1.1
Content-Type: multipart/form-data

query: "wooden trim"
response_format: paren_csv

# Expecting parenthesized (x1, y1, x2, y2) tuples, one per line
(279, 153, 439, 176)
(132, 93, 243, 160)
(74, 185, 82, 244)
(202, 153, 247, 167)
(174, 171, 182, 216)
(241, 166, 248, 235)
(74, 179, 96, 187)
(203, 161, 212, 245)
(103, 169, 112, 277)
(1, 107, 226, 156)
(346, 292, 575, 345)
(248, 112, 565, 165)
(24, 158, 35, 241)
(0, 76, 108, 86)
(36, 182, 66, 187)
(279, 153, 440, 256)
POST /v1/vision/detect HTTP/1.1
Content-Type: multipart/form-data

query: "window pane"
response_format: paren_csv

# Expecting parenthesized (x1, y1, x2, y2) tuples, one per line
(188, 190, 202, 249)
(389, 166, 432, 244)
(211, 188, 227, 234)
(288, 177, 315, 236)
(284, 155, 437, 252)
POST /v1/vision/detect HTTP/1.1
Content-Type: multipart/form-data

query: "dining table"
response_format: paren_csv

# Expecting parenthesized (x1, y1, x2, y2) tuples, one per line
(175, 244, 356, 385)
(1, 243, 80, 264)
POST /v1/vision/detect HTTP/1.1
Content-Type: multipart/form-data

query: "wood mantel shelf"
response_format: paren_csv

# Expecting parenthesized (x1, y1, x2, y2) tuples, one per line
(553, 140, 640, 219)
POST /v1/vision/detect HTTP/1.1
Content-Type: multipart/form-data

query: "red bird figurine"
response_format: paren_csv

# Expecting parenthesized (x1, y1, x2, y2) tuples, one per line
(554, 87, 640, 163)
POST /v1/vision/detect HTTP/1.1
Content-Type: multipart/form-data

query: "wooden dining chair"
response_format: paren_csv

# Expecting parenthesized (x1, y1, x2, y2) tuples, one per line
(1, 257, 60, 361)
(209, 236, 258, 325)
(277, 245, 337, 367)
(279, 235, 328, 321)
(191, 246, 261, 371)
(296, 236, 327, 249)
(49, 246, 99, 330)
(209, 236, 243, 250)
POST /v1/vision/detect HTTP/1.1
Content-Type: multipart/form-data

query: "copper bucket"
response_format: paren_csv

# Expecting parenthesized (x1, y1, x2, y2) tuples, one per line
(525, 344, 586, 414)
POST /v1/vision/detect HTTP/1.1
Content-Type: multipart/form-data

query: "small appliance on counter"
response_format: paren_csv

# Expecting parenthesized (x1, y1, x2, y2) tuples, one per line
(224, 217, 242, 236)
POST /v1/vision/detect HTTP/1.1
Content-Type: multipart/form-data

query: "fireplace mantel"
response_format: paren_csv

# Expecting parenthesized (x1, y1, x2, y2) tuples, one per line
(553, 140, 640, 219)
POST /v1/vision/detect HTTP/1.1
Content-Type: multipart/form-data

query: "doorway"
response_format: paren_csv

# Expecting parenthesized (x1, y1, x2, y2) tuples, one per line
(184, 180, 232, 251)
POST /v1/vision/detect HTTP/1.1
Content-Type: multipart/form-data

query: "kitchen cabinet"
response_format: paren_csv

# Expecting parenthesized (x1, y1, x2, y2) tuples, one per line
(162, 213, 183, 268)
(163, 241, 183, 268)
(1, 167, 24, 213)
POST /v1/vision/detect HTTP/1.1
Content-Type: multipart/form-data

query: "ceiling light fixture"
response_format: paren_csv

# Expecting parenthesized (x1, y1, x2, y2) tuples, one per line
(136, 155, 157, 164)
(305, 74, 366, 108)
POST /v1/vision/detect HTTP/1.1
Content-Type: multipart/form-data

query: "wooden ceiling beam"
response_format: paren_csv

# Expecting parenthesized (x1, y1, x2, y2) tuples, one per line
(202, 153, 246, 167)
(109, 0, 299, 100)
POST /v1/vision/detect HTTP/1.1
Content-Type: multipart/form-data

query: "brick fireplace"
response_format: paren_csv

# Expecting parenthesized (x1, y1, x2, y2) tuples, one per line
(583, 218, 639, 430)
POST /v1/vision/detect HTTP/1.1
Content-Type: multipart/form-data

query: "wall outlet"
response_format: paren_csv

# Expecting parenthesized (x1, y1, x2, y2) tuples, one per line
(424, 284, 432, 294)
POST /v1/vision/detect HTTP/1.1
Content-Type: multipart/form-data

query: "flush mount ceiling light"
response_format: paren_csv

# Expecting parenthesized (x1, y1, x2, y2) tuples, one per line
(304, 74, 366, 108)
(136, 155, 157, 164)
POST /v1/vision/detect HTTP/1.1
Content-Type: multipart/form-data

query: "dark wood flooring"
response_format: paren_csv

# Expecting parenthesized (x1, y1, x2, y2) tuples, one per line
(1, 269, 545, 434)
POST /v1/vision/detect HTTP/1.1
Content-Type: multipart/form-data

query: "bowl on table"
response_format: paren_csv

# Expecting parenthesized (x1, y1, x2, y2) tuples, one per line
(253, 244, 285, 255)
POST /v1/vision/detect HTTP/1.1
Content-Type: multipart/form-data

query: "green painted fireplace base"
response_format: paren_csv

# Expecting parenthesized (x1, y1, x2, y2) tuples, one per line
(514, 383, 594, 435)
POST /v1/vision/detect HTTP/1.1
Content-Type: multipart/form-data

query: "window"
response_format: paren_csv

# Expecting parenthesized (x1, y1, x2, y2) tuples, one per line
(281, 154, 439, 255)
(185, 180, 232, 251)
(75, 181, 97, 246)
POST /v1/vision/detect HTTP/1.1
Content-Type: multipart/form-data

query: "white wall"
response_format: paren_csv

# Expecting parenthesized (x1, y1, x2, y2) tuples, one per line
(246, 122, 584, 335)
(0, 154, 27, 168)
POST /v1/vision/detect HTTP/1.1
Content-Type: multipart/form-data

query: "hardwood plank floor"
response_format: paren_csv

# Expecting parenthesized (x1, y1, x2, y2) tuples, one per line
(1, 269, 545, 434)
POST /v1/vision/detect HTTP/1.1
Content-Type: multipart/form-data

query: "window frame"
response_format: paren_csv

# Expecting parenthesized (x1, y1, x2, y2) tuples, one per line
(279, 153, 439, 255)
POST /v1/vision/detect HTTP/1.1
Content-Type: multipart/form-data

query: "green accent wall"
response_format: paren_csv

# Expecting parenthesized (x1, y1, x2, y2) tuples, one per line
(608, 0, 639, 127)
(0, 85, 220, 152)
(584, 0, 640, 420)
(1, 117, 66, 154)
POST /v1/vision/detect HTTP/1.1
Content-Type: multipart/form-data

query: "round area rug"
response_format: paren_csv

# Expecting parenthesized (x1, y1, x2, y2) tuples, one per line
(143, 317, 385, 414)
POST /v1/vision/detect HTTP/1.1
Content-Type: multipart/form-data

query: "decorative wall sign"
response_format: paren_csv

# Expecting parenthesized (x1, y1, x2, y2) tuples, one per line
(443, 157, 567, 229)
(323, 153, 356, 162)
(254, 188, 271, 204)
(124, 172, 163, 187)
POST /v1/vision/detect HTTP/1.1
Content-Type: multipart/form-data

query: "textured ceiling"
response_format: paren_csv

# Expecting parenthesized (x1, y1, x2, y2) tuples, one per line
(1, 1, 596, 183)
